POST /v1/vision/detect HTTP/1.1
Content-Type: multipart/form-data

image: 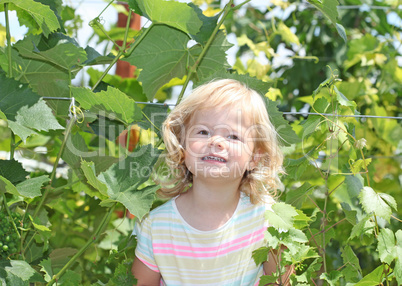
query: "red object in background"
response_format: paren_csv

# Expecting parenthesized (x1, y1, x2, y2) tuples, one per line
(116, 126, 140, 152)
(115, 4, 141, 78)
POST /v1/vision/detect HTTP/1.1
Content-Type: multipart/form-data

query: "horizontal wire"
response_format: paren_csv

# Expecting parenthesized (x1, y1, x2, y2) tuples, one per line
(42, 97, 402, 120)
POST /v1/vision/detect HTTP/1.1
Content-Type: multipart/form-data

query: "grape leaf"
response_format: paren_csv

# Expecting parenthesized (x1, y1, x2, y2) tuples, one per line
(286, 182, 313, 208)
(1, 0, 60, 37)
(80, 160, 108, 198)
(97, 144, 162, 219)
(15, 175, 49, 198)
(188, 30, 233, 82)
(14, 36, 87, 70)
(320, 270, 342, 286)
(123, 25, 190, 100)
(0, 47, 71, 115)
(72, 86, 142, 125)
(2, 260, 36, 281)
(349, 214, 375, 241)
(354, 265, 384, 286)
(39, 258, 53, 282)
(341, 245, 362, 282)
(0, 159, 29, 184)
(252, 247, 269, 265)
(265, 202, 299, 231)
(130, 0, 202, 34)
(376, 228, 395, 265)
(188, 3, 219, 45)
(10, 98, 64, 141)
(0, 73, 41, 121)
(359, 186, 396, 222)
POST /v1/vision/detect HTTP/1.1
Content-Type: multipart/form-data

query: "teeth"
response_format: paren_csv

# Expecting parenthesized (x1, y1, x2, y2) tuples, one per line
(203, 156, 226, 162)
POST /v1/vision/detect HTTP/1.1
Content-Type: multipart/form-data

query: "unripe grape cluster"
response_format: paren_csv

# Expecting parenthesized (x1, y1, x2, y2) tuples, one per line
(0, 210, 23, 258)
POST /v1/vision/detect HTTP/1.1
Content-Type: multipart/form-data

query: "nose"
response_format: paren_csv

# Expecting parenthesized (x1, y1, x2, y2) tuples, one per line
(208, 135, 225, 149)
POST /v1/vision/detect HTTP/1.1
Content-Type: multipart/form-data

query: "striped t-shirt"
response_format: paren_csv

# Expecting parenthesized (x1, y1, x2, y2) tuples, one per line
(133, 194, 273, 285)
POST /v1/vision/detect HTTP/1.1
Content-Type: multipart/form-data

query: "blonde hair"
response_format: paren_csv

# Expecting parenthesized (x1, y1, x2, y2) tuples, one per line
(157, 79, 284, 204)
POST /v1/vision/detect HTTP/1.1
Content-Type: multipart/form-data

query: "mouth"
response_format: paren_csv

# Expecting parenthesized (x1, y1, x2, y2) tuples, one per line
(201, 155, 227, 163)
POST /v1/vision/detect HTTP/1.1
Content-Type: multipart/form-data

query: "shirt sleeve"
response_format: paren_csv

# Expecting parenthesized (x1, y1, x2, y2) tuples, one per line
(133, 216, 160, 273)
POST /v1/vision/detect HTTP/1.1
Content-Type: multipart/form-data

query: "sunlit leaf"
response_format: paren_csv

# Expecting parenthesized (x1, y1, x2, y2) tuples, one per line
(129, 0, 202, 34)
(15, 175, 49, 198)
(1, 0, 60, 37)
(72, 86, 142, 125)
(376, 228, 395, 265)
(354, 265, 384, 286)
(359, 186, 396, 222)
(265, 202, 299, 231)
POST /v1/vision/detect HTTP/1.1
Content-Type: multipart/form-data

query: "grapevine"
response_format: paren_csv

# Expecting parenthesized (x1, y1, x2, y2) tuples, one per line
(0, 209, 27, 259)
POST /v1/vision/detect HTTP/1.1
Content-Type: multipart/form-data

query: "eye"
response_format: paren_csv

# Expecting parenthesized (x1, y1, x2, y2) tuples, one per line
(198, 130, 209, 136)
(228, 134, 240, 140)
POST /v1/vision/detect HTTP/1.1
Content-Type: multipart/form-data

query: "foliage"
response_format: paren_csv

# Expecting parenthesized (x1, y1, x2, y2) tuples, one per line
(0, 0, 401, 285)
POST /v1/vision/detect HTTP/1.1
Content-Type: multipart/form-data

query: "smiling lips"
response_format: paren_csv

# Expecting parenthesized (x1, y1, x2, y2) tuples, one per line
(201, 155, 227, 163)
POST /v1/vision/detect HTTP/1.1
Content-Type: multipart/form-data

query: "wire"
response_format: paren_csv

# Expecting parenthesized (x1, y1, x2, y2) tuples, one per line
(42, 97, 402, 121)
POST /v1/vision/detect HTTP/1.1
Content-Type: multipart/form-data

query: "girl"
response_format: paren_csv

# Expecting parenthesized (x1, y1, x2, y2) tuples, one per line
(132, 79, 292, 285)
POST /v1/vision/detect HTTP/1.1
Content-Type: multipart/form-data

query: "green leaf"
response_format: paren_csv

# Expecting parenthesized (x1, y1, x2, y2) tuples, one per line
(377, 228, 395, 265)
(0, 159, 29, 184)
(1, 260, 36, 281)
(57, 270, 81, 286)
(354, 265, 384, 286)
(0, 175, 19, 196)
(265, 100, 301, 146)
(83, 46, 114, 66)
(359, 186, 396, 222)
(336, 23, 347, 43)
(345, 174, 363, 198)
(10, 98, 64, 142)
(188, 30, 233, 82)
(252, 247, 269, 265)
(278, 22, 300, 46)
(1, 0, 60, 37)
(395, 230, 402, 285)
(333, 85, 356, 108)
(341, 245, 362, 282)
(0, 47, 71, 115)
(258, 275, 278, 285)
(39, 258, 53, 282)
(97, 144, 162, 219)
(80, 160, 108, 198)
(265, 202, 299, 231)
(131, 0, 202, 34)
(72, 86, 142, 125)
(29, 215, 51, 232)
(340, 203, 357, 225)
(307, 0, 339, 24)
(124, 25, 190, 100)
(188, 3, 219, 45)
(14, 36, 87, 70)
(349, 214, 375, 240)
(320, 270, 342, 286)
(285, 182, 313, 208)
(110, 260, 137, 286)
(0, 73, 41, 121)
(15, 175, 49, 198)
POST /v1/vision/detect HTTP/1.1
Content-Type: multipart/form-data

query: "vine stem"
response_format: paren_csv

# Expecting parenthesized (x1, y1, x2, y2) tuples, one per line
(176, 0, 235, 105)
(22, 117, 77, 253)
(46, 204, 116, 286)
(4, 3, 12, 77)
(1, 193, 21, 239)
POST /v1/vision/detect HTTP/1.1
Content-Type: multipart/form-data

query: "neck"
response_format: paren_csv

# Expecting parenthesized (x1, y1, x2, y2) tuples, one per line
(189, 177, 241, 211)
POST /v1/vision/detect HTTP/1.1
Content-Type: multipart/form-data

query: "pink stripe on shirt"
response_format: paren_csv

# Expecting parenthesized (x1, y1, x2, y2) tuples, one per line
(153, 230, 265, 258)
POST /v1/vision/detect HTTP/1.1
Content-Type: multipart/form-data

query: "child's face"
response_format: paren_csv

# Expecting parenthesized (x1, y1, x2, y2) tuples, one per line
(183, 106, 257, 182)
